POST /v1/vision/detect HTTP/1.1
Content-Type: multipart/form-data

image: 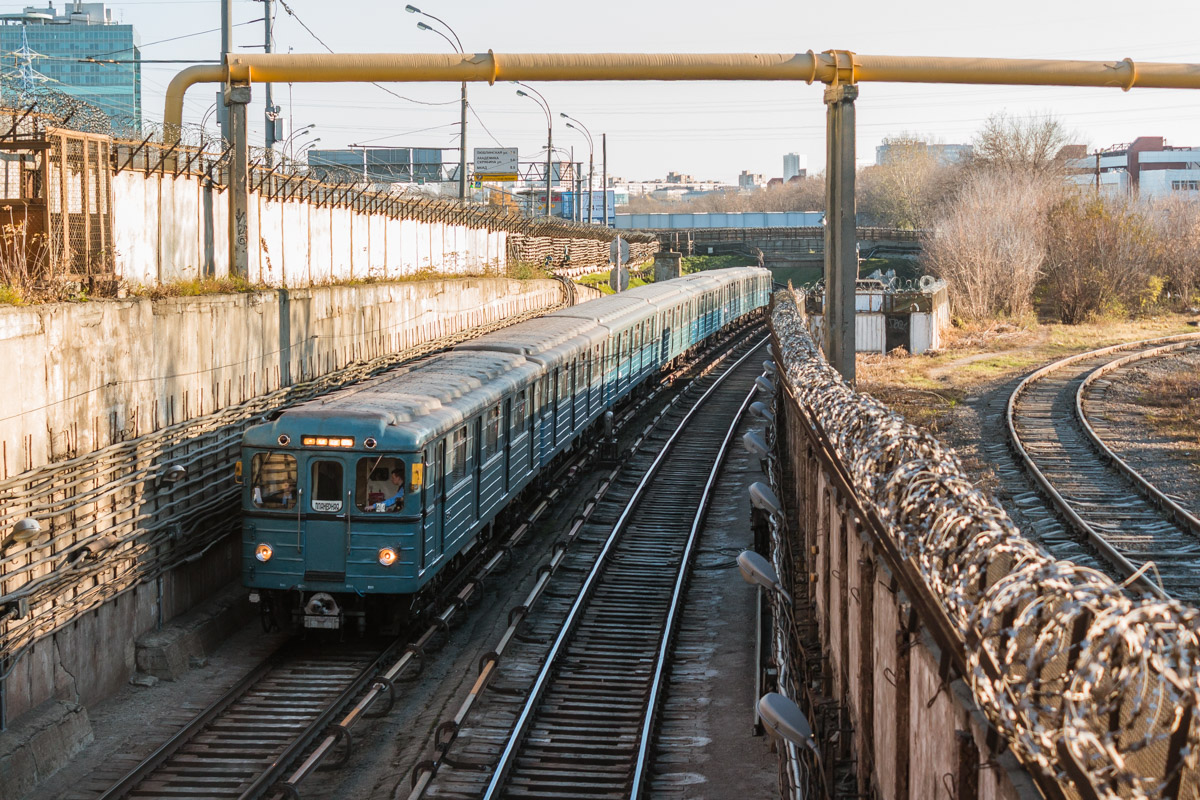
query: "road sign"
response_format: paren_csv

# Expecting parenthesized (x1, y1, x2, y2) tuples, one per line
(474, 147, 518, 181)
(609, 236, 630, 266)
(609, 267, 630, 292)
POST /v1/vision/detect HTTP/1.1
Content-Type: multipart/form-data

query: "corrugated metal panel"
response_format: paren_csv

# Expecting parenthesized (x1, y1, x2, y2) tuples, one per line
(857, 314, 884, 353)
(855, 292, 884, 312)
(910, 312, 932, 354)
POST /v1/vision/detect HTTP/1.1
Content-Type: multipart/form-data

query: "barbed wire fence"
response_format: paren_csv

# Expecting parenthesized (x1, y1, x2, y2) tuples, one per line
(0, 89, 656, 291)
(768, 288, 1200, 799)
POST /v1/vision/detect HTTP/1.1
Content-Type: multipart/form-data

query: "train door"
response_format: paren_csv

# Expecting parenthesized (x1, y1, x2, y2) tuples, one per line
(422, 442, 443, 571)
(503, 397, 512, 494)
(304, 458, 348, 582)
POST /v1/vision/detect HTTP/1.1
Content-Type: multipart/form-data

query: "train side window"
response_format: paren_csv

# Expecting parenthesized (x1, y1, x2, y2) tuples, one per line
(483, 405, 501, 459)
(250, 452, 297, 510)
(558, 367, 570, 401)
(310, 460, 343, 513)
(575, 357, 586, 391)
(355, 456, 407, 512)
(511, 390, 527, 431)
(448, 426, 469, 484)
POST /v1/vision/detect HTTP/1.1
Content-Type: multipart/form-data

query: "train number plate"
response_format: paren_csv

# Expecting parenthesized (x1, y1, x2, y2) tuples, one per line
(303, 615, 341, 630)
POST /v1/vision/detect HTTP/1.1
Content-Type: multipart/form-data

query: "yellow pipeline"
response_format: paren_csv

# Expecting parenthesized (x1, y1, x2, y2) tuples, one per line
(165, 51, 1200, 133)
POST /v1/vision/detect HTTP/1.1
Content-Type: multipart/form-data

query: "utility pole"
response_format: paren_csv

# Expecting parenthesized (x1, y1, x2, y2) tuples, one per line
(1095, 150, 1101, 192)
(459, 80, 467, 200)
(602, 133, 608, 227)
(263, 0, 277, 161)
(218, 0, 232, 138)
(823, 82, 858, 383)
(545, 125, 553, 218)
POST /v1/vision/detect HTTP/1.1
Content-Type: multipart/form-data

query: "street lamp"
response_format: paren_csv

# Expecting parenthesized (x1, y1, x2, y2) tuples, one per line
(561, 114, 594, 224)
(409, 4, 467, 202)
(297, 139, 320, 159)
(283, 123, 315, 159)
(514, 82, 552, 218)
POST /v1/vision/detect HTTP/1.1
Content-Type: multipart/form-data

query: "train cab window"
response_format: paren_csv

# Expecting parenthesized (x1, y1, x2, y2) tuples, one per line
(355, 456, 407, 512)
(250, 453, 297, 510)
(310, 460, 344, 513)
(483, 405, 501, 459)
(448, 426, 469, 484)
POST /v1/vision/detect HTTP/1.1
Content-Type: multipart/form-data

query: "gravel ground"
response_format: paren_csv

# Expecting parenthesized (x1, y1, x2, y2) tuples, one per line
(1083, 348, 1200, 517)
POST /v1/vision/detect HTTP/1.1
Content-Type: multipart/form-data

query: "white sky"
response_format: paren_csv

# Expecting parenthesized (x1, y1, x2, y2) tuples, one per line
(9, 0, 1200, 183)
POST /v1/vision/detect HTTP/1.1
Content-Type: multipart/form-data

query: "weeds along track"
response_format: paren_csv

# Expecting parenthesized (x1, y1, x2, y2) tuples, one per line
(1007, 333, 1200, 601)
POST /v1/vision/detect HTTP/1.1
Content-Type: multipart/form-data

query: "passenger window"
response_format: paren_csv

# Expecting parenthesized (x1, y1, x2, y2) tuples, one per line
(483, 405, 501, 459)
(558, 368, 570, 400)
(575, 359, 586, 391)
(310, 461, 343, 513)
(511, 390, 527, 431)
(355, 456, 407, 512)
(449, 426, 469, 483)
(250, 452, 297, 510)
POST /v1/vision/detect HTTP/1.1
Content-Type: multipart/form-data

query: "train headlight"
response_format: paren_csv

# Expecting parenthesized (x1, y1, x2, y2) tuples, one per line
(378, 547, 398, 567)
(255, 543, 273, 562)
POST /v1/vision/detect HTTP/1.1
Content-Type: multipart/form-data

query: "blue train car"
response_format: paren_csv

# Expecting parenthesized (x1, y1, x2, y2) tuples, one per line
(239, 267, 771, 632)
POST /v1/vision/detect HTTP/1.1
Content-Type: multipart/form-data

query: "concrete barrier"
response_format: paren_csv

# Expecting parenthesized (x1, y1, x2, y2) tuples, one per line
(0, 277, 565, 732)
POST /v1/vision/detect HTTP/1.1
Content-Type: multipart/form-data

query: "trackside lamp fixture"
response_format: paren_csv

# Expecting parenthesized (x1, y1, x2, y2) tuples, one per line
(754, 376, 775, 395)
(757, 692, 818, 754)
(748, 481, 781, 517)
(749, 401, 774, 425)
(155, 464, 188, 491)
(737, 550, 792, 604)
(743, 430, 770, 460)
(2, 518, 42, 552)
(762, 359, 776, 376)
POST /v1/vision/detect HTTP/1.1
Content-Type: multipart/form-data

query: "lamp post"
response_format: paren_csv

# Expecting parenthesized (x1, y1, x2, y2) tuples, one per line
(407, 4, 467, 202)
(562, 113, 594, 224)
(298, 139, 320, 158)
(282, 123, 314, 159)
(514, 82, 552, 218)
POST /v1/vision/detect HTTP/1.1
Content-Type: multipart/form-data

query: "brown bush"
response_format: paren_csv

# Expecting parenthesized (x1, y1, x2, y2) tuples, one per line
(922, 171, 1058, 320)
(1043, 194, 1160, 323)
(1141, 193, 1200, 307)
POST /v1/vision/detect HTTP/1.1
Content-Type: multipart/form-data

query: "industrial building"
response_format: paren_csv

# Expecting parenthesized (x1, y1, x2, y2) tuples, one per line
(0, 2, 141, 127)
(1066, 136, 1200, 197)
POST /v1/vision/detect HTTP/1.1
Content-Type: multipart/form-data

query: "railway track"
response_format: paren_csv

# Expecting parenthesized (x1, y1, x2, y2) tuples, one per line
(412, 333, 765, 800)
(92, 322, 766, 800)
(96, 642, 390, 800)
(1006, 333, 1200, 602)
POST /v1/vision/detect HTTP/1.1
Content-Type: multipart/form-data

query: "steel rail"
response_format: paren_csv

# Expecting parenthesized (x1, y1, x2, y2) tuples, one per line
(628, 369, 759, 796)
(1005, 332, 1200, 599)
(481, 336, 767, 800)
(1076, 340, 1200, 536)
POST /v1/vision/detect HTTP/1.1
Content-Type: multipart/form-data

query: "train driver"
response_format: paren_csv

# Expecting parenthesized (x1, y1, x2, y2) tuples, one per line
(383, 468, 405, 511)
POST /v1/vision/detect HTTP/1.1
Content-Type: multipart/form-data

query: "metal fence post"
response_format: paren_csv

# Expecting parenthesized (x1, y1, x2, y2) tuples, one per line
(823, 83, 857, 383)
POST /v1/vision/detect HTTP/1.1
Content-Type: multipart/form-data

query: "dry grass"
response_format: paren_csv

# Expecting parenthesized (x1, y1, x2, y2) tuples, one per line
(1140, 372, 1200, 461)
(857, 313, 1199, 437)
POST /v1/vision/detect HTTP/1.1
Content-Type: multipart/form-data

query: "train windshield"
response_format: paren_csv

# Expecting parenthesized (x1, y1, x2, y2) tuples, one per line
(355, 456, 407, 512)
(250, 452, 297, 510)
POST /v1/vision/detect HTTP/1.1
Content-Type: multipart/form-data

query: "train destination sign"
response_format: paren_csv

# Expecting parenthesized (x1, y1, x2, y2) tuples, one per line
(474, 147, 519, 181)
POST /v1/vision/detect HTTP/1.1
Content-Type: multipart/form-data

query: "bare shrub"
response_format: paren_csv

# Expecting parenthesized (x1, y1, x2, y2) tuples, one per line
(1140, 193, 1200, 307)
(970, 112, 1072, 176)
(858, 135, 963, 229)
(1043, 194, 1160, 323)
(922, 171, 1057, 320)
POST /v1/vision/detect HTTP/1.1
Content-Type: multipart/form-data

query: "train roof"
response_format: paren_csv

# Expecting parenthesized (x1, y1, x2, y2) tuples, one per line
(548, 293, 650, 325)
(454, 315, 598, 358)
(244, 350, 542, 451)
(619, 281, 695, 305)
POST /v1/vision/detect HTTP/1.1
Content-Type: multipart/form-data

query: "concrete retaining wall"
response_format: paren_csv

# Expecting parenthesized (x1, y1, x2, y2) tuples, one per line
(0, 278, 562, 477)
(112, 171, 508, 285)
(0, 277, 565, 733)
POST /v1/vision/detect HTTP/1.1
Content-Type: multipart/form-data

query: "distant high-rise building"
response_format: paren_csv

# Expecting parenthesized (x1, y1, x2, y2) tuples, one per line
(783, 153, 807, 181)
(738, 170, 764, 190)
(0, 3, 141, 128)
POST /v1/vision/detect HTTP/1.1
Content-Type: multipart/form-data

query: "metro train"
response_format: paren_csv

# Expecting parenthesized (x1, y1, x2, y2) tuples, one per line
(238, 267, 771, 633)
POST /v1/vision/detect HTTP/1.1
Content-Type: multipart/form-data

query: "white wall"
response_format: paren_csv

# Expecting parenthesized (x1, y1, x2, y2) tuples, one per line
(111, 171, 509, 286)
